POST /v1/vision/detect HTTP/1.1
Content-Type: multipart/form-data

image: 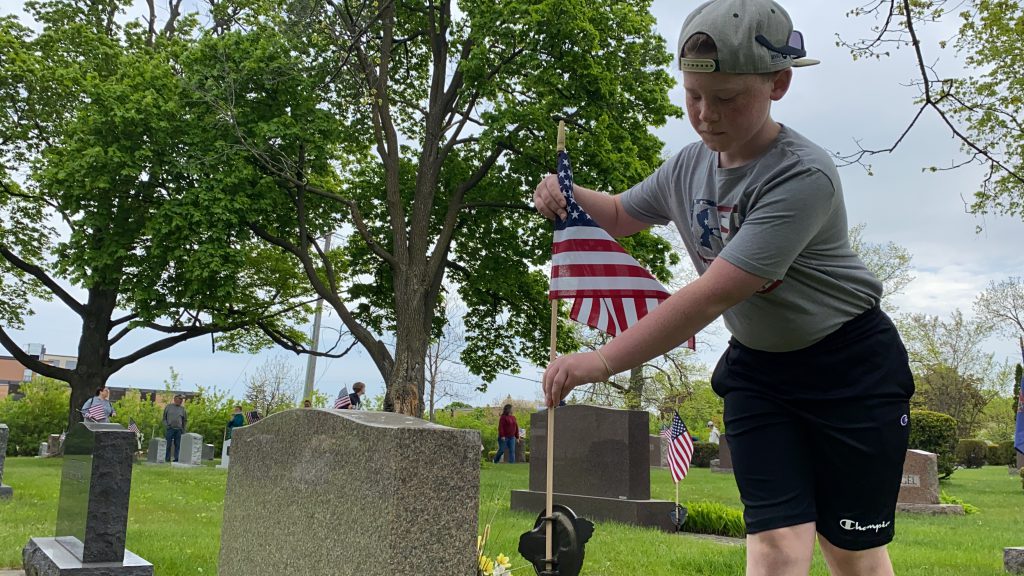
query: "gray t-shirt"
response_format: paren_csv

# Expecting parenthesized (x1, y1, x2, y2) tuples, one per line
(163, 403, 187, 430)
(621, 125, 882, 352)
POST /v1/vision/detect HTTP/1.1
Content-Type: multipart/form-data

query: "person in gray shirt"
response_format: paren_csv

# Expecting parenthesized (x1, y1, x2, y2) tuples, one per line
(162, 394, 187, 463)
(533, 1, 913, 575)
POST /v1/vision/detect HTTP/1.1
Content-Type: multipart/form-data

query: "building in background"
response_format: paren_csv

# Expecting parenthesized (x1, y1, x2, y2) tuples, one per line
(0, 342, 196, 403)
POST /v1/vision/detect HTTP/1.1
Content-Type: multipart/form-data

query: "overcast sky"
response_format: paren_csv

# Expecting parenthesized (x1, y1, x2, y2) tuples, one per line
(3, 0, 1022, 406)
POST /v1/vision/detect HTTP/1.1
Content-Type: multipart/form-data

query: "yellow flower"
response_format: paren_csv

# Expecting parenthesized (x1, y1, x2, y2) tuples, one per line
(478, 554, 494, 575)
(495, 553, 511, 569)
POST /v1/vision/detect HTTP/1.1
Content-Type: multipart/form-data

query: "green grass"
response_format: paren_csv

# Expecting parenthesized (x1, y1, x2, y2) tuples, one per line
(1, 458, 1021, 575)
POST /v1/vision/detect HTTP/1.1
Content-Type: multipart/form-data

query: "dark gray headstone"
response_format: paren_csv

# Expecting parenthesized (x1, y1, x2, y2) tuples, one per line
(145, 439, 165, 464)
(54, 422, 136, 562)
(0, 424, 11, 498)
(510, 405, 675, 531)
(202, 443, 215, 461)
(24, 421, 153, 575)
(649, 434, 666, 468)
(527, 405, 649, 498)
(218, 409, 480, 576)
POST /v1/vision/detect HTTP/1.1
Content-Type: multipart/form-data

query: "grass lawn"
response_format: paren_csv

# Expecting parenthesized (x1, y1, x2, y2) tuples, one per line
(1, 458, 1021, 575)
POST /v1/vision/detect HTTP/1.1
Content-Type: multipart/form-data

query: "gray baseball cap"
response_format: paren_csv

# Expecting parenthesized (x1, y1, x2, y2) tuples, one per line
(677, 0, 820, 73)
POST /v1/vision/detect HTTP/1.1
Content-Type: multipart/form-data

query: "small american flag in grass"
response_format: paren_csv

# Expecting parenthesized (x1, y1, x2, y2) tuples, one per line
(127, 418, 140, 436)
(667, 411, 695, 483)
(244, 410, 262, 425)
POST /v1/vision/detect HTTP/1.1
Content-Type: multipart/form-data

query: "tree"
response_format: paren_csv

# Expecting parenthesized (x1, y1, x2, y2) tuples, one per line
(0, 376, 69, 456)
(424, 303, 473, 422)
(191, 0, 682, 415)
(848, 223, 914, 312)
(973, 277, 1024, 341)
(0, 0, 327, 430)
(243, 355, 301, 416)
(839, 0, 1024, 218)
(899, 309, 1010, 437)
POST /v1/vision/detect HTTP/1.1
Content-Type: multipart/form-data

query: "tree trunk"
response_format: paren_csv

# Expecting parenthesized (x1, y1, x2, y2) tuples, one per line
(66, 288, 117, 430)
(384, 274, 431, 416)
(624, 366, 644, 411)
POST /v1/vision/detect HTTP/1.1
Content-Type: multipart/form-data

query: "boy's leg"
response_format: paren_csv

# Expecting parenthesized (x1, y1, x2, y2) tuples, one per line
(817, 537, 894, 576)
(747, 522, 816, 576)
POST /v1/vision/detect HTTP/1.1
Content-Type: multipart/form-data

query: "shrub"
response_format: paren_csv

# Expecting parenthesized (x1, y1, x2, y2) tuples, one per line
(939, 491, 979, 514)
(680, 501, 745, 539)
(954, 439, 988, 468)
(0, 377, 70, 456)
(691, 442, 719, 468)
(908, 410, 957, 478)
(987, 441, 1017, 466)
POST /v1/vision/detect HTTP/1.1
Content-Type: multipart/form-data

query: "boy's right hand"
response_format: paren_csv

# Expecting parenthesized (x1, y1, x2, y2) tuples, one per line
(533, 174, 567, 221)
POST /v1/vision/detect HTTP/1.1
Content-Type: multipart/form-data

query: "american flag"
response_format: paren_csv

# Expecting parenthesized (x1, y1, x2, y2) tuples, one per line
(127, 418, 140, 436)
(244, 410, 262, 425)
(548, 148, 695, 350)
(333, 387, 352, 409)
(84, 401, 106, 421)
(666, 411, 695, 483)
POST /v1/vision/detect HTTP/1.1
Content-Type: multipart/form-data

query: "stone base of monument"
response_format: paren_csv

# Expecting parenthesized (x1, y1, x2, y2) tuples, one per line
(0, 484, 11, 499)
(23, 538, 153, 576)
(510, 489, 677, 532)
(170, 462, 201, 468)
(1005, 547, 1024, 574)
(895, 503, 964, 515)
(709, 459, 733, 474)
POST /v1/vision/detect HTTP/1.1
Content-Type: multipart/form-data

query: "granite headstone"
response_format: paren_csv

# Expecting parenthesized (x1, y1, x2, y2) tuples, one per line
(1006, 547, 1024, 574)
(22, 421, 153, 575)
(218, 409, 480, 576)
(896, 449, 963, 515)
(649, 434, 666, 468)
(510, 405, 676, 531)
(39, 442, 48, 458)
(202, 443, 215, 461)
(172, 433, 203, 467)
(0, 424, 12, 498)
(48, 434, 62, 456)
(711, 435, 733, 473)
(145, 439, 166, 464)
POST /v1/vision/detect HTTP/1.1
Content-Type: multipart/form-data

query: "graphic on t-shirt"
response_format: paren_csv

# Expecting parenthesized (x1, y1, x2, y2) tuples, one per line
(691, 199, 740, 264)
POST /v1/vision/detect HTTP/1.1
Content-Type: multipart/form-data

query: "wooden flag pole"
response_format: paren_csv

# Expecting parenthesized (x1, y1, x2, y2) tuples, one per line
(545, 120, 567, 574)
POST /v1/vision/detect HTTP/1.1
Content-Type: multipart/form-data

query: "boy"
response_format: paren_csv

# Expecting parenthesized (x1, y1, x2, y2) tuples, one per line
(533, 1, 914, 575)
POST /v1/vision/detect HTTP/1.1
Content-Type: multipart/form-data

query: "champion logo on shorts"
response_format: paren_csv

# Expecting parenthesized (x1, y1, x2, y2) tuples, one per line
(839, 519, 891, 533)
(900, 414, 909, 426)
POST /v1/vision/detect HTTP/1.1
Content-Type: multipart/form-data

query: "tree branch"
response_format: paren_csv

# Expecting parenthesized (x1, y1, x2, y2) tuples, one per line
(0, 244, 84, 316)
(0, 324, 70, 380)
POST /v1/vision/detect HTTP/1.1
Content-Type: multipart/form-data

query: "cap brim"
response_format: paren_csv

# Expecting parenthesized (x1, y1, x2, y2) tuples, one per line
(792, 58, 820, 67)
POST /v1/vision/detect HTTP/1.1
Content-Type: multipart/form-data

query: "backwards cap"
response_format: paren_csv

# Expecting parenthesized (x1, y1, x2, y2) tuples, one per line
(678, 0, 820, 73)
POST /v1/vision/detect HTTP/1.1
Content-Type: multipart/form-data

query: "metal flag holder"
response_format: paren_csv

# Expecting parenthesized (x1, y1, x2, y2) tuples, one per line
(517, 121, 594, 576)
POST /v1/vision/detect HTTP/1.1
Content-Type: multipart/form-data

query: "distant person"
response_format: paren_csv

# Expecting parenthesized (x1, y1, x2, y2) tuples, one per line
(226, 406, 245, 439)
(302, 399, 312, 408)
(81, 386, 115, 423)
(163, 394, 188, 463)
(492, 404, 520, 464)
(347, 382, 366, 410)
(707, 421, 721, 445)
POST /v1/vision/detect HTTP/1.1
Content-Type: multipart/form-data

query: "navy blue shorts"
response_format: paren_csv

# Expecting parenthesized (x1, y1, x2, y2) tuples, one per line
(711, 305, 914, 551)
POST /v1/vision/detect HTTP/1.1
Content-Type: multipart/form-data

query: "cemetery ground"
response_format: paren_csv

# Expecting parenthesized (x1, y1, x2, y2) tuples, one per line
(0, 459, 1020, 575)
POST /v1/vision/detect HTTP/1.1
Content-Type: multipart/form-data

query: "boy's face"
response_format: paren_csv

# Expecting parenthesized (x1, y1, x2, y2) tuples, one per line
(682, 70, 790, 160)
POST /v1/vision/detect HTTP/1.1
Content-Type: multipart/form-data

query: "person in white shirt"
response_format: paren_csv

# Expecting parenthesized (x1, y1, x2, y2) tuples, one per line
(707, 421, 721, 445)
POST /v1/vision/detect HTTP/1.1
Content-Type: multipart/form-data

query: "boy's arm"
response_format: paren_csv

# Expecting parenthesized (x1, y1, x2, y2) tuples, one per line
(533, 175, 650, 237)
(543, 257, 769, 406)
